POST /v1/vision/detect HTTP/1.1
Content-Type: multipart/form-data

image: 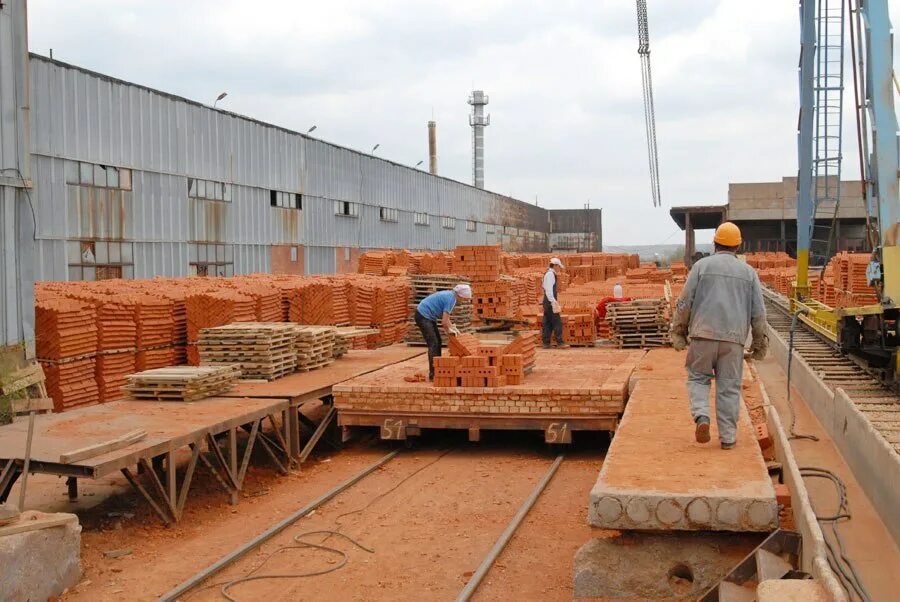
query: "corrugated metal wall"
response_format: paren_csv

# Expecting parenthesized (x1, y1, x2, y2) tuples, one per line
(0, 1, 33, 351)
(26, 53, 572, 284)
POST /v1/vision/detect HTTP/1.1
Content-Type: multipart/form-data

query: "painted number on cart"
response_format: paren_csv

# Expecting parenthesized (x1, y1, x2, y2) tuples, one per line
(381, 419, 406, 440)
(546, 422, 569, 444)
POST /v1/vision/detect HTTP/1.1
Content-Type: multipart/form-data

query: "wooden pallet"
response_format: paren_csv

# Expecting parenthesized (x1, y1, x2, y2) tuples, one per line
(125, 365, 241, 401)
(607, 299, 670, 349)
(199, 323, 299, 381)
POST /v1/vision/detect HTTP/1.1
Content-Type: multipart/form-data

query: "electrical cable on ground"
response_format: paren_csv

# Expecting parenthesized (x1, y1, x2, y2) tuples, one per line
(799, 467, 871, 602)
(214, 448, 455, 600)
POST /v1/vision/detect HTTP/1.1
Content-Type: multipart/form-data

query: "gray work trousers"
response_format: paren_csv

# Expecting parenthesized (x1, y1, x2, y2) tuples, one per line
(685, 338, 744, 444)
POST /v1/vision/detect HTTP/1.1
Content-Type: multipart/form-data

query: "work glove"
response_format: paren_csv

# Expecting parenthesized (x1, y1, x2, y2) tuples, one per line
(746, 334, 768, 361)
(551, 301, 561, 314)
(448, 324, 461, 336)
(671, 331, 688, 351)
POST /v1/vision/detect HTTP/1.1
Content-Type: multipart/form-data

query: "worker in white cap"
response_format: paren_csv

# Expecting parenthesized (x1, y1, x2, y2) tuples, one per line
(415, 283, 472, 380)
(542, 258, 568, 348)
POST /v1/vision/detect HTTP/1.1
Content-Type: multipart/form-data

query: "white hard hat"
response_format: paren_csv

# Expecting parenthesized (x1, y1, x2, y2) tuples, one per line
(453, 284, 472, 299)
(550, 257, 564, 268)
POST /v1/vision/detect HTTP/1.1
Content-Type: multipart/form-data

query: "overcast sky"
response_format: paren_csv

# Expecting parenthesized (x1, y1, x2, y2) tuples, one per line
(26, 0, 900, 245)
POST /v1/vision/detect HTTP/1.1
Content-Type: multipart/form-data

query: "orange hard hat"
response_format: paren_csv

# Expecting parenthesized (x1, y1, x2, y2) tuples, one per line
(714, 222, 742, 247)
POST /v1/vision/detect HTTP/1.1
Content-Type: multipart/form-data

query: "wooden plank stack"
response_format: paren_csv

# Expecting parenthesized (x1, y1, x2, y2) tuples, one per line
(452, 245, 501, 282)
(607, 299, 670, 349)
(125, 365, 240, 402)
(294, 326, 337, 371)
(405, 274, 474, 345)
(333, 326, 380, 357)
(198, 322, 297, 380)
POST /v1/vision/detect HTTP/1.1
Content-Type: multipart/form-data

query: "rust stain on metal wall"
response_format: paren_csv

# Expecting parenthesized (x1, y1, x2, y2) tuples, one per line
(274, 207, 300, 243)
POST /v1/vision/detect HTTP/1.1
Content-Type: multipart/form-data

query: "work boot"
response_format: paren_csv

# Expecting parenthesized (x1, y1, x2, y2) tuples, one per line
(695, 416, 710, 444)
(542, 344, 552, 349)
(556, 343, 570, 349)
(721, 441, 736, 450)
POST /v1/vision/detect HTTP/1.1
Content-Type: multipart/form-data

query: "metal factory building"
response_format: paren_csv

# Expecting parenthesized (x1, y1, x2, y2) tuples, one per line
(27, 54, 603, 281)
(671, 176, 869, 264)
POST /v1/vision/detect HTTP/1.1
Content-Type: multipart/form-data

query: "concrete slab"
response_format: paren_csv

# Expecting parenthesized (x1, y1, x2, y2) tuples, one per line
(0, 511, 81, 601)
(589, 351, 777, 532)
(756, 579, 830, 601)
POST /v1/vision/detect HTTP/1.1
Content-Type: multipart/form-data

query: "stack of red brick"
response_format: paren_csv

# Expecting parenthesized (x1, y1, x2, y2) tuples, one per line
(432, 332, 536, 388)
(471, 277, 526, 322)
(453, 245, 501, 282)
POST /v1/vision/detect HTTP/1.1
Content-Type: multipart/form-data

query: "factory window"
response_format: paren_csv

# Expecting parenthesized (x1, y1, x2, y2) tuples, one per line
(379, 207, 399, 223)
(270, 190, 302, 210)
(67, 240, 134, 281)
(334, 201, 359, 217)
(466, 220, 477, 232)
(188, 178, 232, 202)
(189, 243, 234, 277)
(486, 224, 496, 234)
(65, 161, 132, 191)
(442, 216, 456, 230)
(414, 212, 430, 226)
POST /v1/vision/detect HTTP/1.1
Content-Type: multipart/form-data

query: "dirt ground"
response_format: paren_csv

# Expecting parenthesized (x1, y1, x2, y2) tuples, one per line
(49, 430, 606, 601)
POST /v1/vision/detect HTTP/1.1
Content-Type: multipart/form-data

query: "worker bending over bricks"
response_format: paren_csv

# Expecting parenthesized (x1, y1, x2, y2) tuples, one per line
(414, 284, 473, 380)
(542, 257, 569, 349)
(670, 222, 767, 449)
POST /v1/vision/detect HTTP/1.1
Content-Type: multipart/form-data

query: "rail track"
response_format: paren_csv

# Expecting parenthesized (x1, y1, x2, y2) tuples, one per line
(763, 291, 900, 454)
(160, 448, 565, 601)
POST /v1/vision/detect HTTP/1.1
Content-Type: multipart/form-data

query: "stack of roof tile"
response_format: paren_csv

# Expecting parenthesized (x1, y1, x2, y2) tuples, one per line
(43, 359, 98, 412)
(36, 297, 100, 411)
(96, 351, 136, 402)
(186, 290, 257, 364)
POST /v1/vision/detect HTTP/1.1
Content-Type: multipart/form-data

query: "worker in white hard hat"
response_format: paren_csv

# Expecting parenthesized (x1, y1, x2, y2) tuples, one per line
(415, 283, 472, 380)
(542, 258, 568, 349)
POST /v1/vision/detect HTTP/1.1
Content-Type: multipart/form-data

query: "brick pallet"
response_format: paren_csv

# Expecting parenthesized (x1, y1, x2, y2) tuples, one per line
(405, 274, 474, 345)
(136, 346, 177, 371)
(36, 298, 97, 360)
(607, 299, 670, 349)
(198, 322, 298, 380)
(125, 365, 240, 402)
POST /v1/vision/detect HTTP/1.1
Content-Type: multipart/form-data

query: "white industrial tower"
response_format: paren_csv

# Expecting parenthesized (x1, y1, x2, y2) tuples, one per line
(468, 90, 490, 189)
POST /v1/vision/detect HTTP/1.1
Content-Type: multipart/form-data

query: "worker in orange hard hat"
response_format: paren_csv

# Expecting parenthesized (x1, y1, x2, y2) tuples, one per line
(670, 221, 767, 450)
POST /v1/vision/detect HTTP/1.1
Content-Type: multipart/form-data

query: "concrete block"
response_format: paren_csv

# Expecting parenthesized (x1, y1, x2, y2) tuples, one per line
(0, 512, 82, 602)
(756, 579, 830, 601)
(589, 376, 777, 532)
(573, 531, 763, 600)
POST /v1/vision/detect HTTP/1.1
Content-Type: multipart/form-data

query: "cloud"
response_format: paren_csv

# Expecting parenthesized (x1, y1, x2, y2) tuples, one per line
(26, 0, 900, 245)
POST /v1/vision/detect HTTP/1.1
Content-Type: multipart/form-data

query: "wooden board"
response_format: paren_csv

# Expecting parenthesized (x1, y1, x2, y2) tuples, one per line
(0, 396, 289, 477)
(0, 512, 78, 537)
(60, 429, 147, 464)
(223, 345, 426, 403)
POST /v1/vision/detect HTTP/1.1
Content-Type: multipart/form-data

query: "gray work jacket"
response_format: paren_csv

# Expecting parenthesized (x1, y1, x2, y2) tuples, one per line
(672, 251, 766, 345)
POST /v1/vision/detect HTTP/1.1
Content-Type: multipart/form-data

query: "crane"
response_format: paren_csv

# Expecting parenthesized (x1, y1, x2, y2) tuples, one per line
(636, 0, 662, 208)
(794, 0, 900, 385)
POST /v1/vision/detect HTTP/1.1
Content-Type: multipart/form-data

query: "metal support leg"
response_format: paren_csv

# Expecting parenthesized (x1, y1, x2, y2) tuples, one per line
(121, 467, 174, 526)
(0, 461, 20, 504)
(299, 407, 337, 463)
(66, 477, 78, 501)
